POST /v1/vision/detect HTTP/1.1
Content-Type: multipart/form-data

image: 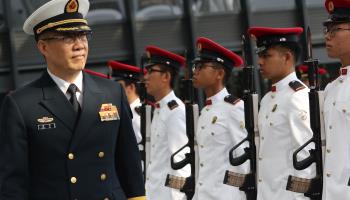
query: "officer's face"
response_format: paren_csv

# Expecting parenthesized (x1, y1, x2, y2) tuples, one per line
(192, 62, 223, 89)
(144, 65, 167, 97)
(257, 47, 288, 82)
(324, 22, 350, 61)
(37, 32, 89, 78)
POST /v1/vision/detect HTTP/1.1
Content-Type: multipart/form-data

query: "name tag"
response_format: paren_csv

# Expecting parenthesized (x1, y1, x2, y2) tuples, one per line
(37, 123, 56, 131)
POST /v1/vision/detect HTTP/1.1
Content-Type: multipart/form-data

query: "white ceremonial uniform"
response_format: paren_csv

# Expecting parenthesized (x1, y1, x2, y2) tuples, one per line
(257, 72, 315, 200)
(130, 98, 142, 143)
(193, 88, 249, 200)
(322, 66, 350, 200)
(145, 91, 190, 200)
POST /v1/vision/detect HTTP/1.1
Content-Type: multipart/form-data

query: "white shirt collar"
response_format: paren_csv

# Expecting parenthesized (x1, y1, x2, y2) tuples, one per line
(47, 69, 83, 104)
(130, 98, 141, 109)
(272, 72, 297, 92)
(206, 87, 229, 105)
(156, 90, 176, 109)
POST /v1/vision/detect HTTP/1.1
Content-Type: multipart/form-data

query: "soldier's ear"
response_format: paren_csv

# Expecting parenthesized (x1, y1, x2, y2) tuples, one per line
(37, 40, 49, 57)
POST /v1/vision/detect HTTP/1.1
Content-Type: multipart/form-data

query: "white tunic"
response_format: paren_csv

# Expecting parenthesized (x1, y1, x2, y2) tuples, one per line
(145, 91, 190, 200)
(322, 66, 350, 200)
(257, 72, 315, 200)
(193, 88, 249, 200)
(130, 98, 142, 143)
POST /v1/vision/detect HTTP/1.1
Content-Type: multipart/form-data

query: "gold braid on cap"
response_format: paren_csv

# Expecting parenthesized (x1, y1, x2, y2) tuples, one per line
(36, 19, 88, 34)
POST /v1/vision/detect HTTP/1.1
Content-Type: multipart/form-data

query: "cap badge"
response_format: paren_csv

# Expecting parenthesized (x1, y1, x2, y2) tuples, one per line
(328, 1, 334, 12)
(65, 0, 79, 13)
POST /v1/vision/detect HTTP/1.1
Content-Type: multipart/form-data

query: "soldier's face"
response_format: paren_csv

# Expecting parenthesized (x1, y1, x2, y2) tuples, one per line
(192, 62, 222, 89)
(324, 22, 350, 61)
(257, 47, 287, 82)
(144, 65, 166, 97)
(37, 32, 89, 77)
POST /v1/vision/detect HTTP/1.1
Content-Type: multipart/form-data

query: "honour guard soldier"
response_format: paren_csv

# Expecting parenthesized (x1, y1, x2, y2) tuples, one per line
(191, 37, 249, 200)
(143, 45, 190, 200)
(248, 27, 315, 200)
(0, 0, 145, 199)
(108, 60, 144, 144)
(322, 0, 350, 199)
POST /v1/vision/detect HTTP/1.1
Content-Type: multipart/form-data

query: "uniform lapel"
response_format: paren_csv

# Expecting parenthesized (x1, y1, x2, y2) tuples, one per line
(39, 72, 77, 131)
(69, 73, 105, 150)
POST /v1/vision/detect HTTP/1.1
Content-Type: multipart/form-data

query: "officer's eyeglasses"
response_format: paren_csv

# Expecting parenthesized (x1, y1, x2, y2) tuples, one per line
(41, 32, 92, 44)
(192, 62, 217, 72)
(147, 67, 165, 74)
(323, 26, 350, 38)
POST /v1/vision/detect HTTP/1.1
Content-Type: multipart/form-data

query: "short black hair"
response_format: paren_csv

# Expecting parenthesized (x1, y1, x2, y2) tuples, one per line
(271, 42, 301, 63)
(158, 64, 179, 89)
(123, 79, 140, 96)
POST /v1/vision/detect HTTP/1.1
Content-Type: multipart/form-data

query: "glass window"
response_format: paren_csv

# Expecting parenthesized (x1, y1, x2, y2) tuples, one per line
(193, 0, 241, 15)
(250, 0, 295, 11)
(135, 0, 183, 19)
(86, 0, 125, 24)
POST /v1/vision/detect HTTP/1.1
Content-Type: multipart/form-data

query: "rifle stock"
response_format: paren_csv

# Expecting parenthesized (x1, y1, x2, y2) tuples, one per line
(223, 34, 258, 200)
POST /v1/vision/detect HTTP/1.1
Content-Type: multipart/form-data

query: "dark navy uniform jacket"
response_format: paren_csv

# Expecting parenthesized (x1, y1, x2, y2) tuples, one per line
(0, 71, 145, 200)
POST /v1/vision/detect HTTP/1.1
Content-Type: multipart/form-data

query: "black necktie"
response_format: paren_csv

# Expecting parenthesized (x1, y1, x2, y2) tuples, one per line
(67, 84, 81, 115)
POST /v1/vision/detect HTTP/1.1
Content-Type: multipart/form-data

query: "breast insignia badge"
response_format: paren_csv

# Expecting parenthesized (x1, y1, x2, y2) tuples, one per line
(99, 103, 120, 121)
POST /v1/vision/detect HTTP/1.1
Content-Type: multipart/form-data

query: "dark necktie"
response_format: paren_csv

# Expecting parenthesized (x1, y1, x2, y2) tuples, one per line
(67, 84, 81, 115)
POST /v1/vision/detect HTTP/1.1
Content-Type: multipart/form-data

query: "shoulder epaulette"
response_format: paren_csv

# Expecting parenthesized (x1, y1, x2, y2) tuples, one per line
(134, 106, 141, 116)
(288, 80, 305, 92)
(224, 95, 241, 105)
(167, 100, 179, 110)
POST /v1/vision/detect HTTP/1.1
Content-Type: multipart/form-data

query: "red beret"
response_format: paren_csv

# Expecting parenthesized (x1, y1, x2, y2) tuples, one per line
(84, 69, 109, 79)
(248, 27, 303, 53)
(194, 37, 243, 68)
(324, 0, 350, 25)
(145, 45, 185, 69)
(108, 60, 144, 81)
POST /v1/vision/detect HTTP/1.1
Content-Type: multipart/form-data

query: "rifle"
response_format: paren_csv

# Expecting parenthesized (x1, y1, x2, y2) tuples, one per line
(286, 27, 324, 200)
(165, 51, 199, 200)
(223, 34, 258, 200)
(138, 55, 152, 181)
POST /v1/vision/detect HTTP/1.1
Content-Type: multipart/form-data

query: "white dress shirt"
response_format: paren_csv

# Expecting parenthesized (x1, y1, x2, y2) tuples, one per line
(257, 72, 315, 200)
(193, 88, 249, 200)
(47, 69, 83, 106)
(130, 98, 142, 143)
(322, 65, 350, 200)
(145, 91, 190, 200)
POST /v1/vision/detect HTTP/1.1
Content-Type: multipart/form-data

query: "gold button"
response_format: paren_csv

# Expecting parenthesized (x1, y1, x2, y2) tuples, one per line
(104, 198, 109, 200)
(211, 132, 215, 136)
(333, 102, 336, 106)
(68, 153, 74, 160)
(327, 149, 331, 153)
(326, 173, 331, 177)
(270, 122, 273, 126)
(98, 152, 105, 158)
(343, 109, 347, 113)
(259, 157, 262, 161)
(200, 145, 204, 148)
(70, 177, 77, 184)
(329, 125, 332, 130)
(200, 163, 204, 167)
(259, 179, 262, 182)
(100, 173, 107, 181)
(261, 136, 264, 140)
(265, 115, 268, 119)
